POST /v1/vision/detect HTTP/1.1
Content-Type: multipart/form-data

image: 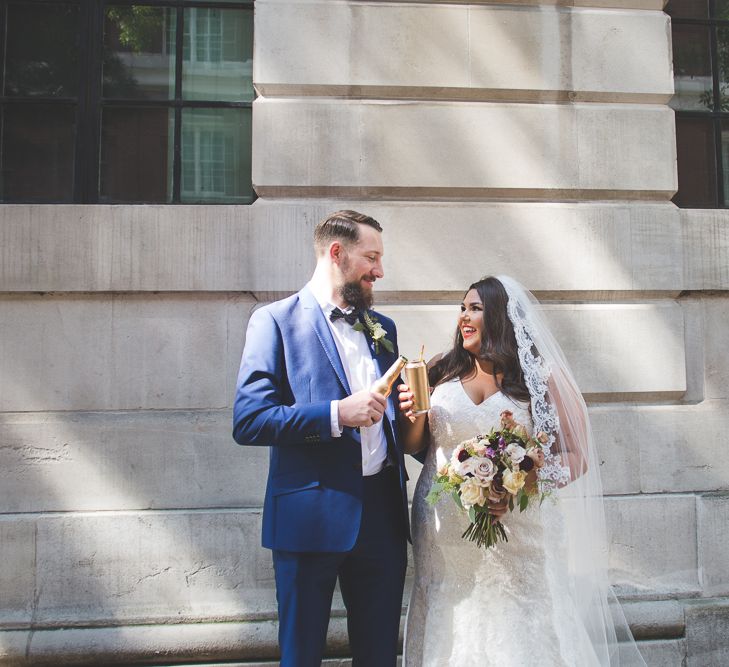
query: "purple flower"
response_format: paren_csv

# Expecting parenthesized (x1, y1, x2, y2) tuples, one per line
(486, 447, 495, 458)
(498, 436, 506, 449)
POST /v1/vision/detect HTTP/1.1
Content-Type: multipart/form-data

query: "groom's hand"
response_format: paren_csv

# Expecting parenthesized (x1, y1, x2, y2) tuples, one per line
(339, 390, 387, 428)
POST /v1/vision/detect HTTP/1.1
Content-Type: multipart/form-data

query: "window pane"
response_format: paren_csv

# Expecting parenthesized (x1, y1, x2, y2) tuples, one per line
(674, 117, 717, 207)
(103, 6, 177, 99)
(180, 108, 253, 203)
(182, 8, 253, 101)
(1, 104, 76, 202)
(721, 121, 729, 206)
(4, 3, 81, 97)
(100, 107, 173, 202)
(671, 25, 713, 111)
(718, 28, 729, 111)
(665, 0, 708, 18)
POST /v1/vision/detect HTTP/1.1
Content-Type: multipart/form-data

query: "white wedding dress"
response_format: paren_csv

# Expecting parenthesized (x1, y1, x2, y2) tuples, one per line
(404, 379, 601, 666)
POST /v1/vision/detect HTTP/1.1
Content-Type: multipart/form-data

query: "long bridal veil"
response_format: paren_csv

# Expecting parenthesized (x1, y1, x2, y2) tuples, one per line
(497, 275, 646, 666)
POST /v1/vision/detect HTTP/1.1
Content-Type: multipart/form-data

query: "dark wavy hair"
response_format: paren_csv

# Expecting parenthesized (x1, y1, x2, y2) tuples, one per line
(428, 276, 530, 403)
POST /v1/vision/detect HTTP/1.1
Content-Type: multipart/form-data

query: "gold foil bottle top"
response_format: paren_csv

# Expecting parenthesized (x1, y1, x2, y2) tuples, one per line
(371, 355, 408, 398)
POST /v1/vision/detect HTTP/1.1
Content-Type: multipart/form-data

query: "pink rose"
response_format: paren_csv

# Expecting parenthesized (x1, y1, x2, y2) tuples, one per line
(472, 458, 496, 486)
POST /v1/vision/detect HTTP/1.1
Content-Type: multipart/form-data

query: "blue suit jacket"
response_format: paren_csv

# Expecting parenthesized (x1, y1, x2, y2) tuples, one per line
(233, 286, 410, 552)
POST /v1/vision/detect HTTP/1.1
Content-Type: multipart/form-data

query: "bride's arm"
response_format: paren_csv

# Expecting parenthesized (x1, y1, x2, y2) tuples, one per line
(549, 372, 589, 483)
(397, 355, 441, 455)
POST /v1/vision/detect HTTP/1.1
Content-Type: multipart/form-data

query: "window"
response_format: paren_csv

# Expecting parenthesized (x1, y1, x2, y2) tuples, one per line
(0, 0, 253, 204)
(668, 0, 729, 207)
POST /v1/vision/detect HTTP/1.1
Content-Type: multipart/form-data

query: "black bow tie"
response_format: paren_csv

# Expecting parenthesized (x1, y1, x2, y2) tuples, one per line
(330, 307, 359, 326)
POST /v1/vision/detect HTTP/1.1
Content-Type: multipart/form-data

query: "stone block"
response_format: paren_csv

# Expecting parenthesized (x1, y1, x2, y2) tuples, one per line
(685, 602, 729, 667)
(254, 4, 672, 101)
(697, 494, 729, 597)
(0, 410, 268, 513)
(253, 100, 676, 198)
(0, 618, 358, 666)
(0, 510, 274, 626)
(0, 521, 36, 622)
(589, 407, 642, 495)
(637, 639, 687, 667)
(0, 201, 684, 293)
(638, 401, 729, 494)
(682, 209, 729, 291)
(605, 495, 699, 596)
(703, 297, 729, 401)
(379, 301, 686, 398)
(0, 294, 253, 412)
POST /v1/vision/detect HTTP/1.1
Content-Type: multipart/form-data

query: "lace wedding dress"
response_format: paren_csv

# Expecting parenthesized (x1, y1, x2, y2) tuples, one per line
(403, 379, 600, 666)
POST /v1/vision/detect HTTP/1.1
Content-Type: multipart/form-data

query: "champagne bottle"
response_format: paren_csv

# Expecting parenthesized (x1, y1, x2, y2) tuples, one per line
(371, 355, 408, 398)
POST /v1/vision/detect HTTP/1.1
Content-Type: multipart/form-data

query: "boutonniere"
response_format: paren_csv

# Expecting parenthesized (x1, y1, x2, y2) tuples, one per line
(353, 311, 394, 354)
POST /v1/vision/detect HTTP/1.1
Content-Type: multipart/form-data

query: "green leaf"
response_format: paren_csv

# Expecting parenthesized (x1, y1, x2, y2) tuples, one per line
(468, 505, 476, 523)
(508, 495, 514, 512)
(380, 337, 394, 353)
(451, 490, 463, 510)
(352, 322, 364, 332)
(519, 492, 529, 512)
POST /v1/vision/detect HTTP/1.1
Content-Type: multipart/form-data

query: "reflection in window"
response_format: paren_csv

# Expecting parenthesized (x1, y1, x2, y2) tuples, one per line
(0, 1, 253, 203)
(182, 8, 253, 101)
(181, 108, 253, 203)
(668, 1, 729, 206)
(103, 6, 176, 99)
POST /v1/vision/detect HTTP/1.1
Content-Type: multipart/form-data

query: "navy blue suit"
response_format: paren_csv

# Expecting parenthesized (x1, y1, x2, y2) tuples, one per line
(233, 285, 409, 666)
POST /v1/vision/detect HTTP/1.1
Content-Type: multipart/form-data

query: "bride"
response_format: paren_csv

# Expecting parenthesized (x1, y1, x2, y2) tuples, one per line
(398, 276, 645, 666)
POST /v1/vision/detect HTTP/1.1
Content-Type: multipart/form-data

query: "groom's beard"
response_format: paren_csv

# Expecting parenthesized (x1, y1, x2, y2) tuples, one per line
(340, 280, 374, 311)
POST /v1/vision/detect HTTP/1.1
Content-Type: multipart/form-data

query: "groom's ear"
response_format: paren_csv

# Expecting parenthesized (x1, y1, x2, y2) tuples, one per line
(329, 241, 343, 264)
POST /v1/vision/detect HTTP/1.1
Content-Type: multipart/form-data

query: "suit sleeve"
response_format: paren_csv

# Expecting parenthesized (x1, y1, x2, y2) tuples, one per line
(232, 307, 332, 447)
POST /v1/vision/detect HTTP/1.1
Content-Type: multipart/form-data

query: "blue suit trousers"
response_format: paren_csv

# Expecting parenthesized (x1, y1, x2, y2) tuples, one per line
(272, 466, 407, 667)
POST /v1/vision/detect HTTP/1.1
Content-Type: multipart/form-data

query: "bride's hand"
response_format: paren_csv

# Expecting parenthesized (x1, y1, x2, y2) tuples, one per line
(397, 383, 416, 423)
(487, 493, 509, 520)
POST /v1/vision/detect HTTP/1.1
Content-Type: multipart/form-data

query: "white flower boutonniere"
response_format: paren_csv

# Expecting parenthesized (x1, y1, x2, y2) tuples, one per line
(353, 311, 394, 355)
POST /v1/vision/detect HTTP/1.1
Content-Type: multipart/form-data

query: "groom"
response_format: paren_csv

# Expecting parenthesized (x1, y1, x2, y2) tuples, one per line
(233, 210, 410, 667)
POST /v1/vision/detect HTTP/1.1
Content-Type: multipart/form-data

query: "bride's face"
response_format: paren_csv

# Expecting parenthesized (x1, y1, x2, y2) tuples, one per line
(459, 289, 484, 355)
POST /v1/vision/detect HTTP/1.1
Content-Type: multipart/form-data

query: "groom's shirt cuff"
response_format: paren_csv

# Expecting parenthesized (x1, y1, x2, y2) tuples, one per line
(330, 400, 343, 438)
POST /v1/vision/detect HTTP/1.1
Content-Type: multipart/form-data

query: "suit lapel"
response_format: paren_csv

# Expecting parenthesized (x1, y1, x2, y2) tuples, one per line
(299, 286, 352, 395)
(363, 310, 397, 421)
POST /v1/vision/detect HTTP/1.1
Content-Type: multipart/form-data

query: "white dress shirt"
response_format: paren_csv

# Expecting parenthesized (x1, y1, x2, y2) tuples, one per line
(308, 281, 389, 476)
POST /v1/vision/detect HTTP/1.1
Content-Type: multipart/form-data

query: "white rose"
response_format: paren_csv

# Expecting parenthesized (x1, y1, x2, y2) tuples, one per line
(471, 457, 496, 486)
(503, 469, 527, 495)
(459, 478, 487, 508)
(505, 443, 526, 464)
(453, 455, 478, 478)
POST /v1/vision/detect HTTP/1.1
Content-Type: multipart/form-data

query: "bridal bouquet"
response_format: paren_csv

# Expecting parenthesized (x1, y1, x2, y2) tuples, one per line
(426, 409, 547, 549)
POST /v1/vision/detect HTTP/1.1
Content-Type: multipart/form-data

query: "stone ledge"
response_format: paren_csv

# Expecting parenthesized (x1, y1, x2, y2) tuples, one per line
(0, 201, 685, 292)
(0, 598, 719, 666)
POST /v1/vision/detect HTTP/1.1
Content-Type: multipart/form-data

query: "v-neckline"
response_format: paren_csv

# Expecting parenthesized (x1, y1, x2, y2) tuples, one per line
(458, 379, 502, 408)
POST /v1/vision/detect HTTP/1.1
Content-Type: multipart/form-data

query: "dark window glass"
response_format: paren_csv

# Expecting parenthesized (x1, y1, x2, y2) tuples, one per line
(180, 107, 252, 202)
(100, 107, 173, 202)
(666, 0, 709, 18)
(0, 1, 253, 204)
(1, 104, 76, 202)
(675, 117, 717, 207)
(671, 25, 712, 111)
(4, 3, 81, 97)
(103, 6, 177, 100)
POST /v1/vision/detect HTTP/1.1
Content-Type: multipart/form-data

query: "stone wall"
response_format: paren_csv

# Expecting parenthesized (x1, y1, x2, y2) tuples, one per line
(1, 2, 729, 666)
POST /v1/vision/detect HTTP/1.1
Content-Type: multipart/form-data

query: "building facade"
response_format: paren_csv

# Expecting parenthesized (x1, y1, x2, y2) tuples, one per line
(1, 0, 728, 665)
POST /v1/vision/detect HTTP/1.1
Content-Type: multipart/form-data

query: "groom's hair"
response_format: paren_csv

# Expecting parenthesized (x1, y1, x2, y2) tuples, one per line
(314, 210, 382, 255)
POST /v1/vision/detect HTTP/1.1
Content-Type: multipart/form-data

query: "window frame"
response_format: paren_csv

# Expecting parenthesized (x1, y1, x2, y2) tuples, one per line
(0, 0, 254, 204)
(671, 3, 729, 207)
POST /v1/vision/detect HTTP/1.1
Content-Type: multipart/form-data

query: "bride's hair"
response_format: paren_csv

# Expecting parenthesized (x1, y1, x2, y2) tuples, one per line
(429, 276, 531, 403)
